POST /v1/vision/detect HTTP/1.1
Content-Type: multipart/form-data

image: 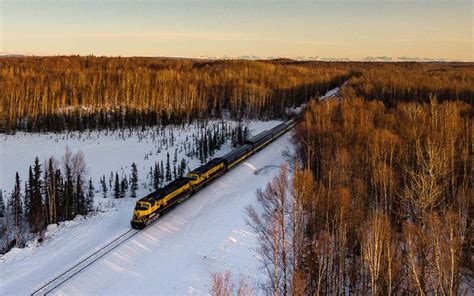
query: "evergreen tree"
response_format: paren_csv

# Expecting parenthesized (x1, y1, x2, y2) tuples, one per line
(160, 161, 165, 185)
(101, 175, 108, 198)
(86, 178, 94, 213)
(148, 167, 153, 188)
(179, 158, 187, 178)
(0, 191, 4, 218)
(75, 173, 85, 215)
(199, 138, 204, 163)
(64, 166, 75, 220)
(130, 163, 138, 198)
(55, 169, 64, 222)
(120, 177, 126, 198)
(237, 123, 243, 145)
(109, 171, 114, 188)
(243, 126, 249, 141)
(203, 133, 208, 161)
(114, 173, 120, 199)
(24, 167, 33, 223)
(29, 157, 44, 233)
(173, 163, 177, 180)
(153, 163, 160, 190)
(173, 149, 178, 165)
(165, 152, 171, 182)
(10, 173, 23, 227)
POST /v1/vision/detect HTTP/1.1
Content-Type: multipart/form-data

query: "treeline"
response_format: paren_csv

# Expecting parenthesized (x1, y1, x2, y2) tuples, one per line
(246, 98, 472, 295)
(0, 56, 349, 132)
(0, 148, 94, 252)
(344, 62, 474, 106)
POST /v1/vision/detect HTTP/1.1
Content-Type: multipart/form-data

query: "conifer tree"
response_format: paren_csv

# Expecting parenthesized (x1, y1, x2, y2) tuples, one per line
(148, 167, 153, 188)
(86, 178, 94, 213)
(10, 173, 23, 227)
(75, 173, 85, 215)
(29, 157, 44, 233)
(160, 161, 165, 185)
(179, 158, 187, 178)
(109, 171, 114, 188)
(130, 163, 138, 198)
(199, 139, 204, 163)
(0, 191, 4, 218)
(101, 175, 108, 198)
(114, 173, 120, 199)
(166, 152, 171, 182)
(120, 177, 126, 198)
(203, 133, 208, 161)
(153, 163, 160, 190)
(55, 169, 64, 221)
(24, 167, 33, 222)
(64, 166, 75, 220)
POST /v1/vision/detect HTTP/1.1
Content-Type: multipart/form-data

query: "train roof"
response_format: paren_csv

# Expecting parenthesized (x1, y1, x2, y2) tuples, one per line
(139, 177, 191, 203)
(190, 158, 224, 175)
(245, 130, 273, 144)
(271, 122, 287, 131)
(221, 144, 252, 161)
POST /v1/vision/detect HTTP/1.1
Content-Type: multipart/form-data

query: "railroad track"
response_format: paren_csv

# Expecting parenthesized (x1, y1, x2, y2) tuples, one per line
(31, 228, 139, 295)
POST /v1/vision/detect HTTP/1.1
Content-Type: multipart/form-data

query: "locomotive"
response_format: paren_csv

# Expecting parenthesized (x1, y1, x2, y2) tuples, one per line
(130, 119, 296, 229)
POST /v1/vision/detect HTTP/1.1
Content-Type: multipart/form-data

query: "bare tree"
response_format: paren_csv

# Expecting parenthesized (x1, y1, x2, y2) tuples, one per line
(210, 271, 255, 296)
(211, 271, 234, 296)
(247, 164, 312, 295)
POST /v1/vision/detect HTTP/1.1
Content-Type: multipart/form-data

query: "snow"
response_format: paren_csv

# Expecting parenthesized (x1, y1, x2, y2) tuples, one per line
(0, 120, 281, 196)
(319, 87, 340, 100)
(0, 123, 294, 295)
(319, 82, 347, 101)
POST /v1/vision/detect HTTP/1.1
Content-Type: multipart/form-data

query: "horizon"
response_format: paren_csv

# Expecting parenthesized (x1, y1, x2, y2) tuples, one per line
(0, 52, 471, 63)
(1, 0, 472, 62)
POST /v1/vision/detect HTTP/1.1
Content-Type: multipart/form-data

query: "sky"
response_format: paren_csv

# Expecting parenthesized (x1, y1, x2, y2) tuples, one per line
(1, 0, 472, 61)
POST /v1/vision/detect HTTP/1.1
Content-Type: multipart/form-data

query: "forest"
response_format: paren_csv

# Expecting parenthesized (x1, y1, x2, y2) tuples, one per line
(2, 57, 472, 134)
(236, 66, 473, 295)
(0, 56, 350, 132)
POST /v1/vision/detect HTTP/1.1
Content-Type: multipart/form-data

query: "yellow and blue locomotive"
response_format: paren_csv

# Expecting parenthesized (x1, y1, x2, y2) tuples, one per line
(131, 118, 296, 229)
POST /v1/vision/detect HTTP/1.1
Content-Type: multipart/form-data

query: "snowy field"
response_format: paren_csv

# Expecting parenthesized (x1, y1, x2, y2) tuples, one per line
(0, 120, 281, 196)
(0, 122, 294, 295)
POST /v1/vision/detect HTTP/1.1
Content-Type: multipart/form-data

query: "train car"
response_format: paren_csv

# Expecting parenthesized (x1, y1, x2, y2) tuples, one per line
(221, 143, 253, 169)
(131, 177, 192, 229)
(285, 118, 296, 129)
(270, 122, 287, 139)
(187, 158, 226, 190)
(245, 130, 273, 152)
(131, 117, 298, 230)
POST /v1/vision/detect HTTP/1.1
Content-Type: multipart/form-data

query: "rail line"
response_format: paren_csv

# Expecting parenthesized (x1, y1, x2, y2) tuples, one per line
(30, 228, 139, 296)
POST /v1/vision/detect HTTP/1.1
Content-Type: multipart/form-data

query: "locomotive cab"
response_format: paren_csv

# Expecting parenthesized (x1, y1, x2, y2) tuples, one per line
(131, 200, 152, 229)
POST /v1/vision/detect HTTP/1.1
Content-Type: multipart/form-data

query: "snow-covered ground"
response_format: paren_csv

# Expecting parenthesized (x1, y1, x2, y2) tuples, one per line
(0, 120, 281, 196)
(0, 123, 294, 295)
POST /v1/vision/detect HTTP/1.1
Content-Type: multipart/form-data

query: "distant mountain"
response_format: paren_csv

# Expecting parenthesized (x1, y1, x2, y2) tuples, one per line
(1, 52, 461, 62)
(198, 55, 453, 62)
(0, 52, 25, 58)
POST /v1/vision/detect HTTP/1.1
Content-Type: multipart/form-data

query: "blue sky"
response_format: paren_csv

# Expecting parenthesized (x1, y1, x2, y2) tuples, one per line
(1, 0, 472, 60)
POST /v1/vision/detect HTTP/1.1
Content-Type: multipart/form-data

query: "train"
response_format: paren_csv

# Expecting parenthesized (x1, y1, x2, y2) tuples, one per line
(130, 118, 296, 229)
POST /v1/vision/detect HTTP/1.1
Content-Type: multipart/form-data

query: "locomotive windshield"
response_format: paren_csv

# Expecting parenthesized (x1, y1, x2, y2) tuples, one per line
(135, 203, 149, 211)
